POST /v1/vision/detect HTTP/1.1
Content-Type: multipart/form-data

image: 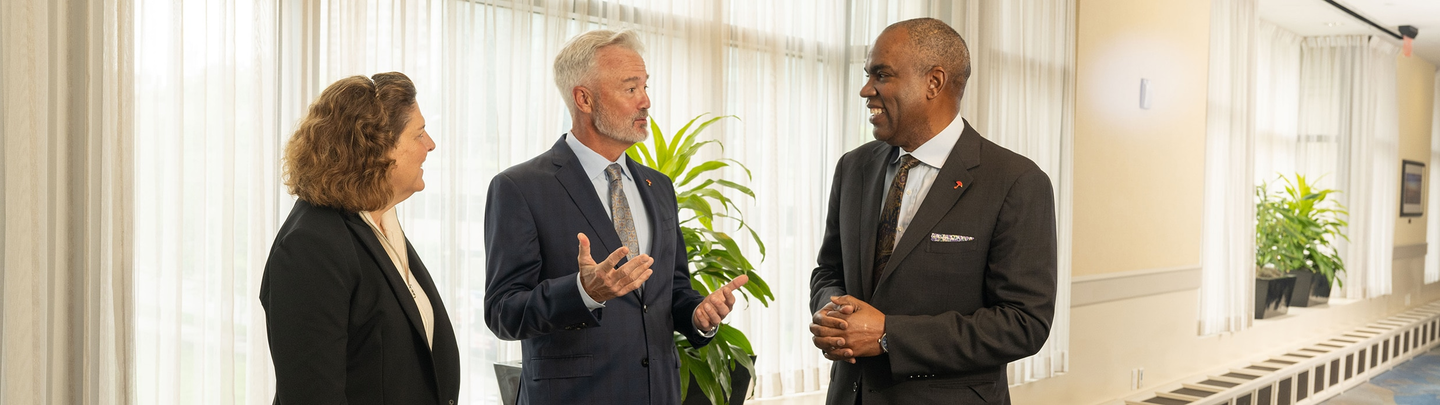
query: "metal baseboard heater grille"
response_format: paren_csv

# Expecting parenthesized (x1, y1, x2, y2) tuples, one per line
(1117, 300, 1440, 405)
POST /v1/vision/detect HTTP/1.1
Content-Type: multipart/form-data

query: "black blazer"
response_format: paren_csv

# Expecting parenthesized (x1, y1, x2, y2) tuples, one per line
(483, 135, 711, 404)
(260, 199, 461, 405)
(810, 121, 1057, 405)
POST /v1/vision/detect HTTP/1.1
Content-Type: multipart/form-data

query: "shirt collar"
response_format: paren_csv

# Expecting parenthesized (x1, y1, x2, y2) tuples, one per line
(565, 132, 631, 182)
(890, 113, 964, 169)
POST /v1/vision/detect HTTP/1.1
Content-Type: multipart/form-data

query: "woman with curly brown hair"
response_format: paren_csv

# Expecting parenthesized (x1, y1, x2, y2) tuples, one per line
(259, 72, 459, 404)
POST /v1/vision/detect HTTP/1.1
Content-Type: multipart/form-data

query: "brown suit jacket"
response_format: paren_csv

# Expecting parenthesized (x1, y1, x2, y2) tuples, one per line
(810, 120, 1057, 405)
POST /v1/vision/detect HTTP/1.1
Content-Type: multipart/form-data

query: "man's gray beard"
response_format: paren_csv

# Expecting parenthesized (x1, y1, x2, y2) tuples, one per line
(594, 102, 649, 144)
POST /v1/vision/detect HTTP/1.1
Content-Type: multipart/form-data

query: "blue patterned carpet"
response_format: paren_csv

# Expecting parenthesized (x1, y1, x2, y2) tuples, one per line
(1322, 347, 1440, 405)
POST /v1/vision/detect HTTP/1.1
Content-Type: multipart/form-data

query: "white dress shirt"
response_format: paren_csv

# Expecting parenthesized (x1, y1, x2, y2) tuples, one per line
(565, 133, 652, 309)
(565, 134, 716, 337)
(882, 113, 964, 248)
(359, 207, 435, 348)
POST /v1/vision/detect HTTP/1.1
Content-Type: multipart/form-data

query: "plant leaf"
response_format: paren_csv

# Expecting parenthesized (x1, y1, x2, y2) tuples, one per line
(679, 159, 730, 188)
(714, 179, 755, 198)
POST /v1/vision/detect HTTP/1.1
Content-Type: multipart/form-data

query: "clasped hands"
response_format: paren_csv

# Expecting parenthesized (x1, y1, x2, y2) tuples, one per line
(810, 295, 885, 363)
(576, 233, 748, 332)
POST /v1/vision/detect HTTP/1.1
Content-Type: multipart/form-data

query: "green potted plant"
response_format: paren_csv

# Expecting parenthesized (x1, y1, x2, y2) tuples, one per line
(1255, 174, 1348, 315)
(628, 114, 773, 405)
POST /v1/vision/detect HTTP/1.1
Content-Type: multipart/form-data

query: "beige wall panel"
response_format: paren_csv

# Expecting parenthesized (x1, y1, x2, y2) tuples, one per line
(1395, 55, 1434, 246)
(1072, 0, 1211, 277)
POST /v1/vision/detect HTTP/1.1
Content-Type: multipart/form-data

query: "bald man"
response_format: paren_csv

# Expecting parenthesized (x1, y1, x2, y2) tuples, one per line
(808, 18, 1057, 405)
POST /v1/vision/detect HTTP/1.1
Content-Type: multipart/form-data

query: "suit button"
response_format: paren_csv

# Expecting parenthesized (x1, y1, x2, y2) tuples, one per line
(641, 357, 650, 367)
(643, 305, 648, 313)
(852, 382, 858, 392)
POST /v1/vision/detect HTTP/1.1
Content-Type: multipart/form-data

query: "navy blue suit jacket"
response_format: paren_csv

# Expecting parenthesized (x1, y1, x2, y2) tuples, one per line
(483, 135, 711, 404)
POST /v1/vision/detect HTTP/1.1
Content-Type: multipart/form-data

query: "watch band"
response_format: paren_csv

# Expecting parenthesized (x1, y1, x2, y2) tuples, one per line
(879, 333, 889, 353)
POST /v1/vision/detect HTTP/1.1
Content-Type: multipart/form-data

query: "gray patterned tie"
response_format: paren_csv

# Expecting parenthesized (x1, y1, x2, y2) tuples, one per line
(605, 164, 641, 261)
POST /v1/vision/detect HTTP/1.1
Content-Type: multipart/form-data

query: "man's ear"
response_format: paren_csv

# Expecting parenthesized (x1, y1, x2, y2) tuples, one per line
(573, 86, 594, 114)
(926, 66, 947, 100)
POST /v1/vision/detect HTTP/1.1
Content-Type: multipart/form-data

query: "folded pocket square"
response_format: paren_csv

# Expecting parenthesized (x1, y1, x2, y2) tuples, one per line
(930, 233, 973, 242)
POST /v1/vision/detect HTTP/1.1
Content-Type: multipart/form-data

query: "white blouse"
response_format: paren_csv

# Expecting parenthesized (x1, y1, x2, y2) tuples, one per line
(360, 207, 435, 348)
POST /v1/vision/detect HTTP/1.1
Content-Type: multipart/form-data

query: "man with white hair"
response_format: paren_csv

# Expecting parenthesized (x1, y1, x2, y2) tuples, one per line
(484, 29, 747, 404)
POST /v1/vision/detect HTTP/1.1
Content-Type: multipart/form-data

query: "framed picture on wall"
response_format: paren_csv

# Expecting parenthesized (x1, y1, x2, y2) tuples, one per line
(1400, 160, 1425, 217)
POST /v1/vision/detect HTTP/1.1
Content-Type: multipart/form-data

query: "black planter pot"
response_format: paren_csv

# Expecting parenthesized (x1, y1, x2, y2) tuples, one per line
(1286, 270, 1332, 307)
(494, 361, 523, 405)
(682, 359, 754, 405)
(1255, 275, 1297, 319)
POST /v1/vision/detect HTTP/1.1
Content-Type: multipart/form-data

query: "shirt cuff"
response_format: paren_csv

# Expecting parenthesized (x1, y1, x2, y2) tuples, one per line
(576, 273, 606, 310)
(694, 307, 718, 337)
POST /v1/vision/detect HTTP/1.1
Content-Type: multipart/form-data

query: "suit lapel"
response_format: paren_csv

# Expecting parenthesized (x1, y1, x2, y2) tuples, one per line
(857, 145, 894, 299)
(344, 214, 431, 348)
(403, 239, 453, 395)
(551, 137, 626, 261)
(627, 157, 664, 304)
(878, 122, 982, 288)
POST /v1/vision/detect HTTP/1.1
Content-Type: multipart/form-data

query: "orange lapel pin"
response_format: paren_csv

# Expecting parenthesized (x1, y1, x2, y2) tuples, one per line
(954, 180, 963, 189)
(645, 179, 652, 187)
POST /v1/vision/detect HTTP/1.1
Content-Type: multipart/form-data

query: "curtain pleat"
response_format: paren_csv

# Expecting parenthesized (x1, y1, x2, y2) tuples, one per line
(134, 0, 279, 403)
(1296, 36, 1398, 300)
(952, 0, 1075, 384)
(1428, 70, 1440, 285)
(1199, 0, 1257, 337)
(1, 0, 134, 404)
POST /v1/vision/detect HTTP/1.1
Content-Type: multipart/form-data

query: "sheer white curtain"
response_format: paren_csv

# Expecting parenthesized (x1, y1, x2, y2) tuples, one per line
(133, 0, 280, 403)
(1296, 36, 1399, 299)
(717, 0, 847, 397)
(1427, 70, 1440, 285)
(1254, 22, 1301, 184)
(1199, 0, 1257, 336)
(952, 0, 1075, 384)
(1, 0, 134, 403)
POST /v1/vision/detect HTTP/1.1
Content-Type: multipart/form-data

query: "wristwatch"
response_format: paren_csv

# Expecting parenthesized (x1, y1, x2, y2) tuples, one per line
(879, 333, 889, 353)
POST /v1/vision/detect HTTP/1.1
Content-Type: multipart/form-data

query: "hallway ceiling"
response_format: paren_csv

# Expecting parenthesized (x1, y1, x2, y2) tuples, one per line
(1260, 0, 1440, 66)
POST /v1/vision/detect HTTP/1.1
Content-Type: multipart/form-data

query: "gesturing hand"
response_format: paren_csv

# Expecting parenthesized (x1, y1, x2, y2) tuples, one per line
(577, 233, 653, 302)
(693, 275, 750, 333)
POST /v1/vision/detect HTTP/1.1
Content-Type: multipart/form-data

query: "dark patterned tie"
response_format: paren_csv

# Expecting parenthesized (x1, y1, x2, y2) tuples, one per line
(873, 155, 922, 291)
(606, 164, 641, 261)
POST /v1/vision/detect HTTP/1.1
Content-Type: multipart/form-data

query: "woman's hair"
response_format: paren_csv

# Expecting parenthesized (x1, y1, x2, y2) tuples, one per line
(283, 72, 417, 213)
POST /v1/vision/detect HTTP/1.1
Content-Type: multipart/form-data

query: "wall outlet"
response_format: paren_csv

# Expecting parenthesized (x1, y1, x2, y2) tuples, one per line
(1131, 368, 1145, 390)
